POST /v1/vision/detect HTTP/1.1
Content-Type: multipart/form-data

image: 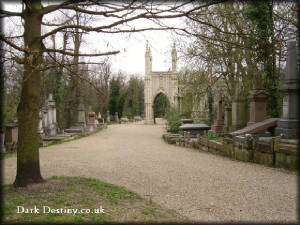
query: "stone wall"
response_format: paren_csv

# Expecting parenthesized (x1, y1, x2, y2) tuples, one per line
(163, 133, 299, 171)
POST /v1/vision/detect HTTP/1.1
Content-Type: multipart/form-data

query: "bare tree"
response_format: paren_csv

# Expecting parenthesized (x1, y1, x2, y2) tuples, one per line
(0, 0, 227, 187)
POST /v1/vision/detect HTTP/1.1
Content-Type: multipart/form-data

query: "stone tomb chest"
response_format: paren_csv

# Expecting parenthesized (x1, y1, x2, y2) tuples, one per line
(181, 119, 193, 124)
(179, 123, 211, 137)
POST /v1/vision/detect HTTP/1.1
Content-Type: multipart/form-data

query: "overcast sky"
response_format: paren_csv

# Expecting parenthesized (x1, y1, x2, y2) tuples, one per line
(3, 1, 186, 78)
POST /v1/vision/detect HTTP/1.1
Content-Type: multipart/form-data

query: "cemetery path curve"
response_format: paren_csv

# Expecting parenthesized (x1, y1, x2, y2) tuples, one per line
(3, 123, 298, 222)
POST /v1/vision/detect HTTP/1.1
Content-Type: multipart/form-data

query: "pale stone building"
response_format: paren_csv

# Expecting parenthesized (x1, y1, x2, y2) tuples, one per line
(144, 41, 179, 124)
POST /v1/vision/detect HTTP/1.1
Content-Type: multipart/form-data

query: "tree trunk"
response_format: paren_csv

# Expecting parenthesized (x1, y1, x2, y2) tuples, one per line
(14, 0, 44, 187)
(0, 49, 4, 154)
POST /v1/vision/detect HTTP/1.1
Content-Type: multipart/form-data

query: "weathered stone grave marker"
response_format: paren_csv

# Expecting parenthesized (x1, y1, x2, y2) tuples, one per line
(275, 40, 299, 139)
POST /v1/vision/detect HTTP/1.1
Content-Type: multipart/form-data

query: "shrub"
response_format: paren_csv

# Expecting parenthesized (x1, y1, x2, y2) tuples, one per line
(164, 107, 181, 134)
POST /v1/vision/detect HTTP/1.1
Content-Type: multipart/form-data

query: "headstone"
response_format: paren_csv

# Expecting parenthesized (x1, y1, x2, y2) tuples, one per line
(78, 102, 86, 128)
(231, 118, 279, 136)
(107, 110, 110, 123)
(275, 40, 299, 138)
(38, 111, 44, 135)
(46, 94, 57, 136)
(120, 117, 129, 123)
(223, 106, 232, 133)
(97, 112, 101, 123)
(247, 89, 268, 126)
(42, 106, 48, 132)
(186, 131, 191, 141)
(5, 121, 18, 152)
(230, 92, 248, 132)
(0, 132, 4, 153)
(210, 95, 224, 135)
(115, 112, 119, 123)
(88, 106, 96, 132)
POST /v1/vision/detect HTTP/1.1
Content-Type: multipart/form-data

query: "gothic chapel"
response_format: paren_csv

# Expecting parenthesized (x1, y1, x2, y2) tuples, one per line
(144, 41, 179, 124)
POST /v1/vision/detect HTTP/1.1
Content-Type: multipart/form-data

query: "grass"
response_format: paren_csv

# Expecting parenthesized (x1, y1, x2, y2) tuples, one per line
(1, 128, 102, 160)
(203, 133, 223, 142)
(2, 176, 187, 223)
(2, 151, 17, 160)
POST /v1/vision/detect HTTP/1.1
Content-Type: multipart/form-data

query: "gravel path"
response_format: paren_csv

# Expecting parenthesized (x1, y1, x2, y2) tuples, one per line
(3, 123, 298, 222)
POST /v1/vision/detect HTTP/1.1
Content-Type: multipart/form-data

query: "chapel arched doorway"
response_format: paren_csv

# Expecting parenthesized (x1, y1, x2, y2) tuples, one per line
(153, 92, 170, 124)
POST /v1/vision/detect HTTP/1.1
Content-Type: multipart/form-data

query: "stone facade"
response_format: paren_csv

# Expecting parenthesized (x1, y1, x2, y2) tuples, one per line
(144, 42, 179, 124)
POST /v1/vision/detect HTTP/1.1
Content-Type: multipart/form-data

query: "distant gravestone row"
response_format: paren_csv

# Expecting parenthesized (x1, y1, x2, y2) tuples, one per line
(2, 96, 106, 152)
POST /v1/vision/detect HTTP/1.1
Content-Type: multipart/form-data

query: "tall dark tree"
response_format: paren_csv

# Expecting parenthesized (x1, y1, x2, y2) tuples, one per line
(244, 0, 280, 117)
(108, 77, 121, 118)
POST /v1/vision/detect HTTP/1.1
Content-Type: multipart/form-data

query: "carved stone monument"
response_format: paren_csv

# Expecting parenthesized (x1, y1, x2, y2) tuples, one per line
(46, 94, 57, 136)
(223, 106, 232, 133)
(78, 102, 86, 128)
(38, 111, 44, 135)
(230, 92, 248, 132)
(210, 95, 224, 135)
(107, 110, 110, 122)
(115, 112, 119, 123)
(88, 106, 96, 132)
(275, 40, 299, 139)
(247, 89, 268, 126)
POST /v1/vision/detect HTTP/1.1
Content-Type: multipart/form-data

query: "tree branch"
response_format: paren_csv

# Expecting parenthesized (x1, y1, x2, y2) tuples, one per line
(0, 9, 23, 18)
(0, 35, 27, 53)
(43, 48, 120, 57)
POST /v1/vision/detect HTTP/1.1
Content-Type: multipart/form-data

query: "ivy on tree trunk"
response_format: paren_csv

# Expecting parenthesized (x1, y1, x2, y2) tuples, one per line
(244, 0, 280, 117)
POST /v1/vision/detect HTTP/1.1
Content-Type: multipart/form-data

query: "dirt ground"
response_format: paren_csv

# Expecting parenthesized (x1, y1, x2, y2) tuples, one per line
(3, 123, 298, 222)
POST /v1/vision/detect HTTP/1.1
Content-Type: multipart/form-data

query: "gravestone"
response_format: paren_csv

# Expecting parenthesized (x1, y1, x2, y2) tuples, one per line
(275, 40, 299, 139)
(107, 110, 110, 122)
(179, 123, 210, 137)
(115, 112, 119, 123)
(46, 94, 57, 136)
(223, 106, 232, 133)
(231, 118, 279, 136)
(210, 95, 224, 135)
(230, 92, 248, 132)
(38, 111, 44, 135)
(88, 106, 96, 132)
(0, 132, 4, 153)
(42, 106, 48, 133)
(5, 121, 18, 152)
(97, 112, 101, 123)
(78, 102, 86, 128)
(247, 89, 268, 126)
